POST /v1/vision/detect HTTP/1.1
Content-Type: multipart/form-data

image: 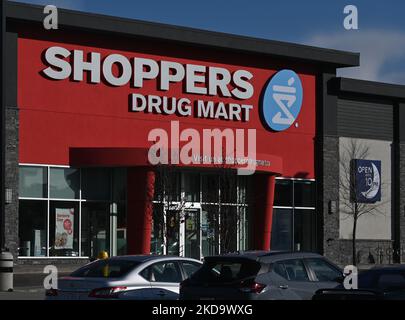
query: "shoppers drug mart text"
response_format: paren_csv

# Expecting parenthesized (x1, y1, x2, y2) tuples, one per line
(42, 46, 254, 122)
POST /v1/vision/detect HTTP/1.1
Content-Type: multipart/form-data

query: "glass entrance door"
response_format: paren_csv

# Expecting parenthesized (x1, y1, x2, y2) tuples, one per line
(179, 206, 220, 260)
(182, 208, 201, 260)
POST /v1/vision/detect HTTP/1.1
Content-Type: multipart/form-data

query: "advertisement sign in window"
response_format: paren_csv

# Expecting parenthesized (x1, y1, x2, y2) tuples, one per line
(54, 208, 74, 249)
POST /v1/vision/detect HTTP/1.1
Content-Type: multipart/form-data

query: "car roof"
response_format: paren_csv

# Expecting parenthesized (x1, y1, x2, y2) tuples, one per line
(106, 255, 201, 263)
(203, 251, 324, 263)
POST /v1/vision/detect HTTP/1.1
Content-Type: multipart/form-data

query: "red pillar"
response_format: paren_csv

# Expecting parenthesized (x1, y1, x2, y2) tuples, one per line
(127, 167, 155, 254)
(253, 174, 276, 251)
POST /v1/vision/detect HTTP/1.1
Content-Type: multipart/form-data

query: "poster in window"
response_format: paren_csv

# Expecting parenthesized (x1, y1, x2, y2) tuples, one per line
(55, 208, 74, 249)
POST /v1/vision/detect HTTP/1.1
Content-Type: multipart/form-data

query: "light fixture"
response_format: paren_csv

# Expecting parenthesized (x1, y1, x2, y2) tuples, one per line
(328, 200, 337, 214)
(5, 189, 12, 204)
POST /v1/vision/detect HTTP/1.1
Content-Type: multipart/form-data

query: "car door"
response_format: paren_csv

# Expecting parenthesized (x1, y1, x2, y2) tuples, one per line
(273, 259, 319, 300)
(304, 258, 343, 290)
(143, 260, 183, 300)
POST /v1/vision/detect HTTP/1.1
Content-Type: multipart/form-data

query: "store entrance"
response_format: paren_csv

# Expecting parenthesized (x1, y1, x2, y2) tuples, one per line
(179, 205, 220, 260)
(180, 208, 201, 260)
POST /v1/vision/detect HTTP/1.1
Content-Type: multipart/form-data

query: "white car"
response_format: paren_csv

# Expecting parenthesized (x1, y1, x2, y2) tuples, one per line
(45, 255, 202, 300)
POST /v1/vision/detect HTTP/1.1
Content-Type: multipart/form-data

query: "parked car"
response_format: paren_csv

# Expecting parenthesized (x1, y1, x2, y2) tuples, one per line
(45, 255, 202, 300)
(180, 251, 343, 300)
(314, 265, 405, 300)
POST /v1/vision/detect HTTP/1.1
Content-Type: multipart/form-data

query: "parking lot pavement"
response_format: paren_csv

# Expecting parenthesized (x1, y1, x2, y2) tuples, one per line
(0, 287, 45, 300)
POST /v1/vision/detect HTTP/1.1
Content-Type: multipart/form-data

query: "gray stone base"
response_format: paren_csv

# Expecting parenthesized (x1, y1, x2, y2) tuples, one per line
(324, 239, 394, 267)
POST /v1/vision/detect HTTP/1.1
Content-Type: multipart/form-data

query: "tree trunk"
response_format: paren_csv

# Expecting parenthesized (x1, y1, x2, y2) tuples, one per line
(352, 203, 358, 266)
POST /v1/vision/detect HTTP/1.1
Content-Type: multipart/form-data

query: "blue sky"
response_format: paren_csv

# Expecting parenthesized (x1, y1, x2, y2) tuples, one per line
(10, 0, 405, 84)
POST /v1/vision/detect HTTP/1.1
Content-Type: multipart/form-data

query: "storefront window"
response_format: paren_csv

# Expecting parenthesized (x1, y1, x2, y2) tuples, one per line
(220, 174, 237, 203)
(49, 201, 80, 257)
(19, 166, 47, 198)
(220, 206, 237, 253)
(271, 208, 293, 251)
(18, 200, 47, 256)
(18, 165, 127, 258)
(50, 168, 80, 199)
(82, 168, 111, 200)
(113, 168, 127, 202)
(238, 206, 249, 251)
(274, 179, 293, 206)
(294, 209, 316, 252)
(116, 202, 127, 256)
(166, 210, 180, 255)
(151, 204, 164, 255)
(202, 174, 219, 203)
(182, 172, 200, 202)
(237, 176, 248, 204)
(201, 205, 219, 257)
(81, 202, 110, 258)
(294, 181, 316, 207)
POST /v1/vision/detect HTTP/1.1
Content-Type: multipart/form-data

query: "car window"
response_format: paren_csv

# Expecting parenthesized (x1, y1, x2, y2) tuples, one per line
(140, 261, 183, 283)
(305, 258, 341, 282)
(272, 262, 289, 280)
(191, 259, 261, 284)
(378, 273, 405, 290)
(181, 261, 201, 278)
(70, 259, 140, 278)
(280, 259, 310, 281)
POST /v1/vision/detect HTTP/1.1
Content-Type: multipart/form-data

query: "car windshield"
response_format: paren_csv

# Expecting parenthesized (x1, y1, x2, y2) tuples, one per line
(71, 259, 141, 278)
(191, 259, 261, 284)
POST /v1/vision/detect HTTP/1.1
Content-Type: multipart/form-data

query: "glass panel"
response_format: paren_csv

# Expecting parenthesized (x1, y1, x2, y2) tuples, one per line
(294, 181, 316, 207)
(220, 206, 237, 254)
(220, 174, 237, 203)
(305, 258, 341, 282)
(201, 205, 219, 257)
(238, 206, 250, 251)
(294, 209, 316, 252)
(166, 210, 179, 255)
(192, 259, 261, 284)
(184, 209, 200, 260)
(181, 261, 202, 278)
(281, 259, 310, 281)
(116, 202, 127, 256)
(151, 204, 164, 254)
(82, 168, 111, 200)
(81, 202, 110, 258)
(49, 201, 80, 257)
(237, 176, 248, 204)
(71, 259, 141, 278)
(202, 174, 219, 203)
(274, 179, 293, 207)
(50, 168, 79, 199)
(18, 200, 47, 257)
(19, 166, 47, 198)
(141, 261, 183, 283)
(182, 172, 200, 202)
(271, 208, 293, 251)
(112, 168, 127, 202)
(273, 262, 289, 280)
(154, 170, 181, 202)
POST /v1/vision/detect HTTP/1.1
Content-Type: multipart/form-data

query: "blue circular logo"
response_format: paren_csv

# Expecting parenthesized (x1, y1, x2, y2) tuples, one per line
(262, 69, 303, 132)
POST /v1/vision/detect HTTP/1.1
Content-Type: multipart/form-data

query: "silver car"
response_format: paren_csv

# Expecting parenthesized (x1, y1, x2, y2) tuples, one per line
(46, 255, 202, 300)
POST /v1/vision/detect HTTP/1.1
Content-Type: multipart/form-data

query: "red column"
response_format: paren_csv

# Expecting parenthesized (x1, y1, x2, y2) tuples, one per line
(253, 174, 276, 251)
(127, 167, 155, 254)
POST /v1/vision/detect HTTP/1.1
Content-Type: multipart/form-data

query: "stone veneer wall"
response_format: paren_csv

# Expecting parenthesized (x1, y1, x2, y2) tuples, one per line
(322, 135, 396, 267)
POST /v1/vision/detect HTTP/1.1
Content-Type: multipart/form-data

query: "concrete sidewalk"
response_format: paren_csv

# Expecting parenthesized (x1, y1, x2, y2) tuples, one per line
(0, 287, 45, 300)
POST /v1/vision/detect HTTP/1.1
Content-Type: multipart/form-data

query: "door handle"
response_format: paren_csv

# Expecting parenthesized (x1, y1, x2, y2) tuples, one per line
(279, 285, 289, 289)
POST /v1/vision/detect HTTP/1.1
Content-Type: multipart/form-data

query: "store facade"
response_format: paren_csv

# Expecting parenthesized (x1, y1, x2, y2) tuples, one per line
(2, 2, 405, 268)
